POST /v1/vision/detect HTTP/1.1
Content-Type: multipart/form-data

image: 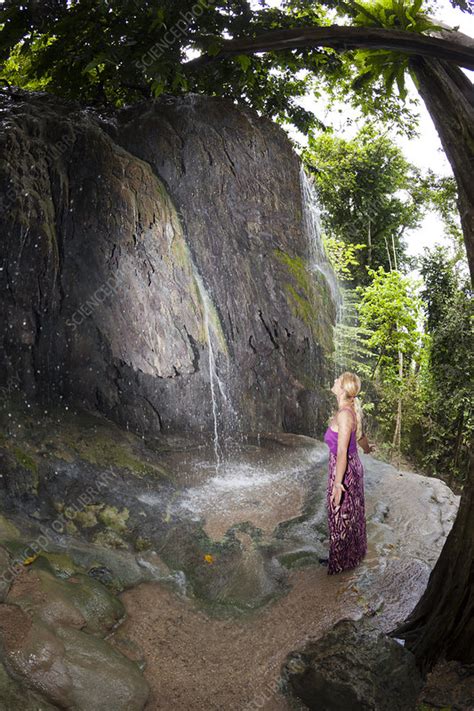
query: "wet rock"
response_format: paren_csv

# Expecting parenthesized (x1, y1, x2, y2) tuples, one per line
(55, 625, 150, 710)
(0, 603, 149, 710)
(370, 500, 390, 523)
(0, 89, 335, 439)
(0, 603, 73, 707)
(211, 548, 289, 609)
(0, 660, 58, 710)
(0, 514, 21, 541)
(6, 564, 125, 634)
(0, 546, 11, 602)
(282, 617, 423, 711)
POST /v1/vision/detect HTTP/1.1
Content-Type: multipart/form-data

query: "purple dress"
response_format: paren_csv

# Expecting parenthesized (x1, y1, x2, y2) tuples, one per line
(323, 407, 367, 575)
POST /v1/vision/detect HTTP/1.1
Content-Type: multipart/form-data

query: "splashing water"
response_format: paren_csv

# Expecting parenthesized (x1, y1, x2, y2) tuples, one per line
(299, 166, 342, 311)
(193, 270, 231, 472)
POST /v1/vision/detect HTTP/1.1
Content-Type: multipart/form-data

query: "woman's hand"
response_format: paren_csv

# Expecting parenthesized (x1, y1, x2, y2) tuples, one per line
(330, 483, 346, 511)
(358, 434, 376, 454)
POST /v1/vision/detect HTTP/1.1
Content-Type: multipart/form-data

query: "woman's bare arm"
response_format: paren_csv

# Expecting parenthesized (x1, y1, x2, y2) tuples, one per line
(334, 411, 352, 486)
(357, 433, 375, 453)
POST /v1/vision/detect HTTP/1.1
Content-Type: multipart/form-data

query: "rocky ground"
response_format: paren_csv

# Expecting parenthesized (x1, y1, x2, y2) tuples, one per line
(0, 401, 469, 710)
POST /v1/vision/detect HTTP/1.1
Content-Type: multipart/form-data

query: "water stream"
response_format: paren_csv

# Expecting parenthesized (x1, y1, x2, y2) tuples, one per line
(192, 270, 232, 472)
(299, 165, 342, 311)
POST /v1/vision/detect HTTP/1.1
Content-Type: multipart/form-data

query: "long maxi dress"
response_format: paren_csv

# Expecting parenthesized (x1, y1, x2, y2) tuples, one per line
(323, 407, 368, 575)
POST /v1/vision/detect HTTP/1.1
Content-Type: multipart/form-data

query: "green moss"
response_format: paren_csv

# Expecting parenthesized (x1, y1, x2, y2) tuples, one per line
(278, 550, 320, 570)
(273, 248, 335, 353)
(274, 249, 313, 294)
(0, 514, 21, 542)
(1, 400, 173, 483)
(61, 432, 169, 480)
(169, 219, 189, 268)
(66, 520, 79, 535)
(13, 447, 38, 473)
(92, 530, 129, 550)
(35, 551, 81, 578)
(66, 504, 102, 529)
(133, 536, 152, 552)
(97, 505, 129, 533)
(192, 270, 228, 354)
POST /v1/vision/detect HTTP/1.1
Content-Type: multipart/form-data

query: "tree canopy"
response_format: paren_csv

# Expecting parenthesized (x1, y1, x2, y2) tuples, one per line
(303, 123, 428, 284)
(0, 0, 472, 138)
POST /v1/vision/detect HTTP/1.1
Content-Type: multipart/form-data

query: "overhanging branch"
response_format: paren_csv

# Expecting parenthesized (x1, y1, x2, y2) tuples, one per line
(184, 25, 474, 72)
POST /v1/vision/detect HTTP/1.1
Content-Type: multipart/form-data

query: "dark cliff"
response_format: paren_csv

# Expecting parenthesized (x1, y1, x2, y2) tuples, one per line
(0, 89, 336, 438)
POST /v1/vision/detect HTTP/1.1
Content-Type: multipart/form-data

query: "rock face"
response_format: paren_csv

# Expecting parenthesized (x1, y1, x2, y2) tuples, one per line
(0, 602, 150, 710)
(0, 89, 335, 439)
(282, 617, 424, 711)
(0, 536, 151, 711)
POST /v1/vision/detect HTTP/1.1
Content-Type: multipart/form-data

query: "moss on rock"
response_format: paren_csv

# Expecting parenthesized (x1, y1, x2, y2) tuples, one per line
(97, 505, 130, 533)
(273, 247, 335, 353)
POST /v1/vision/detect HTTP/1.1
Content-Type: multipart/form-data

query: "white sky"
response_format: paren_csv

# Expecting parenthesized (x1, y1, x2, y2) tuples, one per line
(249, 0, 474, 262)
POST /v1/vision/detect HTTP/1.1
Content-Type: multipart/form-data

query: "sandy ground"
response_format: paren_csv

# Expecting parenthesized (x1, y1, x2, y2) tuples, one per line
(109, 564, 364, 711)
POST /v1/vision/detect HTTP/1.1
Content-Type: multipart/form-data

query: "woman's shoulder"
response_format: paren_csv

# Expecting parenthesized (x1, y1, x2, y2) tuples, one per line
(336, 408, 354, 421)
(336, 407, 356, 429)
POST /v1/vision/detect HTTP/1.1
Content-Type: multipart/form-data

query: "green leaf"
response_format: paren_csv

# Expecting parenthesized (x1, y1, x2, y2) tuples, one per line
(408, 66, 421, 91)
(151, 79, 165, 96)
(207, 39, 223, 57)
(235, 54, 251, 72)
(82, 57, 104, 74)
(396, 68, 407, 100)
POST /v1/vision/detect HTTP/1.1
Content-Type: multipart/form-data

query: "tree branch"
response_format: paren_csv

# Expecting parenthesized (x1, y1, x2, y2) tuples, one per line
(183, 25, 474, 72)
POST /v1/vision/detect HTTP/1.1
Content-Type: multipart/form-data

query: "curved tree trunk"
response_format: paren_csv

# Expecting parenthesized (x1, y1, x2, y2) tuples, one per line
(386, 56, 474, 674)
(408, 55, 474, 284)
(387, 445, 474, 675)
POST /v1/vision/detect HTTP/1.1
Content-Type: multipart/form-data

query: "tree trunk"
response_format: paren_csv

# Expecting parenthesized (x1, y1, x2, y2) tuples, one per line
(367, 219, 372, 266)
(387, 57, 474, 675)
(383, 234, 393, 270)
(391, 234, 398, 271)
(387, 444, 474, 675)
(409, 56, 474, 283)
(391, 348, 403, 466)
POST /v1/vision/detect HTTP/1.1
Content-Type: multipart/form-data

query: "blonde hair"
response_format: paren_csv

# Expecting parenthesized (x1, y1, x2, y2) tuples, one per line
(339, 371, 363, 439)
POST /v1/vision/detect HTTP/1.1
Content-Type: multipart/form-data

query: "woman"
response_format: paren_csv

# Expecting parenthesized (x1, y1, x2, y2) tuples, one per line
(322, 372, 372, 575)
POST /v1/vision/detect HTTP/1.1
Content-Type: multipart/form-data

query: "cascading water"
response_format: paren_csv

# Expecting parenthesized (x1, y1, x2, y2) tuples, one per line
(299, 166, 343, 379)
(333, 286, 363, 378)
(299, 166, 342, 310)
(193, 270, 232, 471)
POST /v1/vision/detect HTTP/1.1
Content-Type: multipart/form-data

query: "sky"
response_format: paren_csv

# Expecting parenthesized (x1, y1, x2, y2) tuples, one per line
(249, 0, 474, 264)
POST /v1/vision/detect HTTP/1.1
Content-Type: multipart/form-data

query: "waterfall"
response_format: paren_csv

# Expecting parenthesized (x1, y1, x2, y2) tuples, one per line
(332, 286, 362, 378)
(299, 166, 344, 380)
(299, 166, 342, 311)
(193, 270, 231, 471)
(334, 294, 346, 379)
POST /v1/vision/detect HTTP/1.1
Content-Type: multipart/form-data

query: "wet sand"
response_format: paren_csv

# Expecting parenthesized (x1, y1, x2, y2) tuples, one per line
(108, 442, 461, 710)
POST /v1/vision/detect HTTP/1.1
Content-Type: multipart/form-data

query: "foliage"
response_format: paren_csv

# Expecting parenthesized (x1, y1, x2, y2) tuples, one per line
(322, 236, 366, 281)
(416, 171, 466, 256)
(303, 123, 425, 285)
(414, 246, 474, 483)
(0, 0, 445, 137)
(356, 266, 422, 368)
(351, 266, 423, 451)
(0, 0, 339, 132)
(349, 0, 445, 100)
